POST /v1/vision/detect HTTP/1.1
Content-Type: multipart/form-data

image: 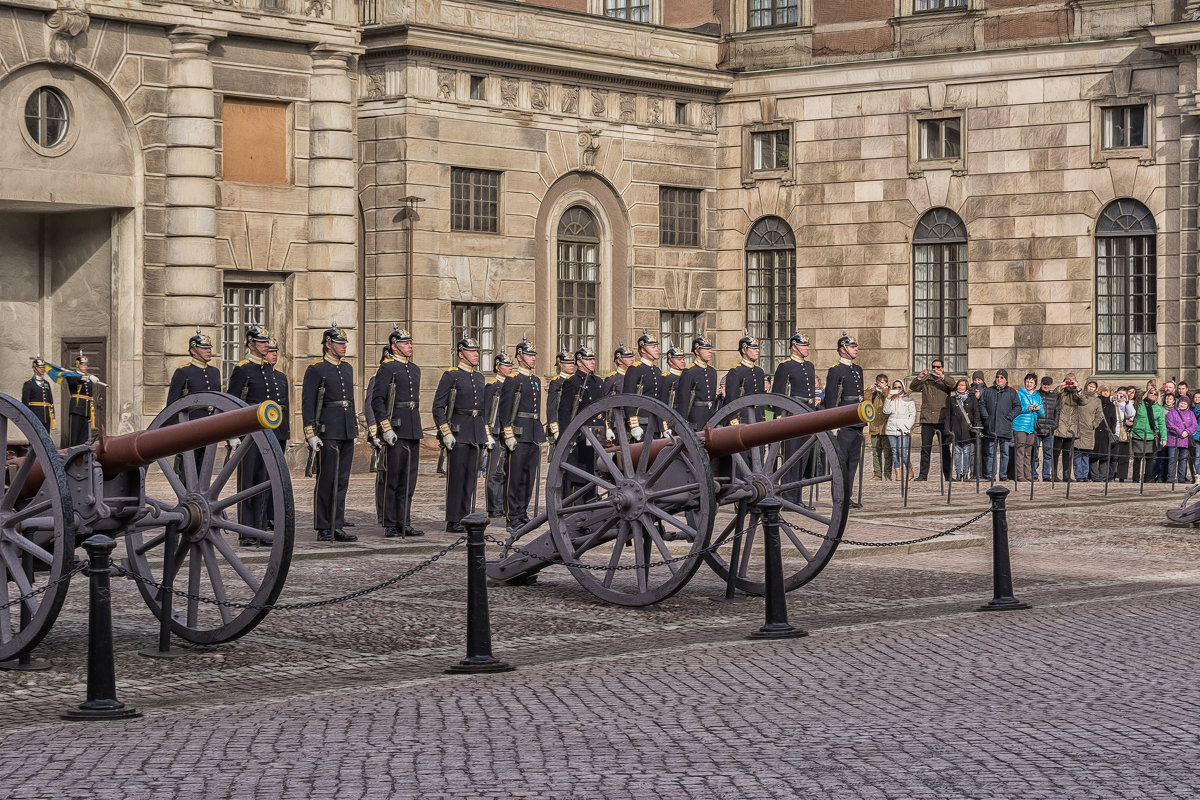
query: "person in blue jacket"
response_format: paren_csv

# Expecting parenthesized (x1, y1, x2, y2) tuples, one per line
(1012, 372, 1045, 483)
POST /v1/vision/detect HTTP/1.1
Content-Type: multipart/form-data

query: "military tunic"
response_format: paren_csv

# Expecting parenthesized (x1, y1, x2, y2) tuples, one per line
(545, 371, 570, 443)
(674, 361, 718, 430)
(21, 376, 55, 434)
(167, 359, 222, 419)
(302, 355, 356, 533)
(227, 354, 288, 534)
(724, 361, 767, 424)
(432, 363, 487, 526)
(558, 370, 605, 504)
(483, 376, 509, 517)
(499, 368, 545, 528)
(65, 374, 96, 445)
(773, 355, 821, 495)
(623, 358, 663, 438)
(363, 373, 385, 524)
(826, 358, 866, 501)
(371, 356, 424, 531)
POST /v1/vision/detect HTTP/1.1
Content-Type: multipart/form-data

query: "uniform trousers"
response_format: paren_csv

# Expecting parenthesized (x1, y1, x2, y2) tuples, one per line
(781, 435, 816, 504)
(236, 444, 270, 532)
(836, 427, 863, 502)
(506, 441, 539, 528)
(313, 438, 354, 532)
(486, 449, 509, 517)
(384, 438, 420, 529)
(69, 413, 91, 447)
(562, 439, 597, 504)
(445, 443, 480, 525)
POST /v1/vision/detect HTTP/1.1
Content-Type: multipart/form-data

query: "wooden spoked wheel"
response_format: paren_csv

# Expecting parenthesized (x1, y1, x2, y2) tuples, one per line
(546, 394, 715, 606)
(0, 394, 74, 662)
(124, 392, 294, 644)
(703, 393, 847, 595)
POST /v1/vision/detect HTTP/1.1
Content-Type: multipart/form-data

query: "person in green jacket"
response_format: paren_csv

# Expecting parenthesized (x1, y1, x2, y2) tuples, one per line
(1130, 387, 1167, 483)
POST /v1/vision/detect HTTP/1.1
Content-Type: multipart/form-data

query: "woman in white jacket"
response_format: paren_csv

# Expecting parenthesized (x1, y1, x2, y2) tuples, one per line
(883, 379, 917, 480)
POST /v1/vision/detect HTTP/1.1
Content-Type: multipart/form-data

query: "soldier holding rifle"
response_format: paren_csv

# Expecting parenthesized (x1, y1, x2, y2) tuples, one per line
(432, 337, 487, 533)
(302, 325, 357, 543)
(499, 335, 544, 531)
(371, 325, 424, 539)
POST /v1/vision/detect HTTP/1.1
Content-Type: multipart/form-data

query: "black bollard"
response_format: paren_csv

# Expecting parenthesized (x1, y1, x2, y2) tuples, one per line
(748, 499, 808, 640)
(139, 522, 187, 659)
(62, 535, 141, 720)
(446, 514, 514, 674)
(0, 553, 51, 671)
(977, 486, 1031, 612)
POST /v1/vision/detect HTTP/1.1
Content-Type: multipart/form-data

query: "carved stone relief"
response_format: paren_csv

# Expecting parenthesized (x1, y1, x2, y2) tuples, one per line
(648, 97, 663, 125)
(701, 104, 715, 130)
(500, 77, 518, 108)
(438, 69, 455, 100)
(365, 66, 386, 99)
(46, 0, 90, 65)
(303, 0, 331, 18)
(619, 93, 635, 123)
(531, 82, 548, 111)
(578, 129, 600, 170)
(591, 90, 607, 118)
(562, 85, 579, 115)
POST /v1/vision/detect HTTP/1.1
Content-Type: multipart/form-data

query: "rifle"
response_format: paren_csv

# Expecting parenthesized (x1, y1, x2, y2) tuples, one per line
(305, 379, 326, 478)
(437, 381, 457, 477)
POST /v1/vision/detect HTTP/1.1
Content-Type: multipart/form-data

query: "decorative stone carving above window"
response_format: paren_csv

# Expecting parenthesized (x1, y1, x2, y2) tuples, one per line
(303, 0, 330, 18)
(531, 82, 549, 111)
(46, 0, 89, 65)
(438, 69, 455, 100)
(648, 97, 663, 125)
(591, 90, 608, 118)
(562, 85, 579, 115)
(579, 129, 601, 169)
(619, 93, 636, 122)
(365, 66, 386, 99)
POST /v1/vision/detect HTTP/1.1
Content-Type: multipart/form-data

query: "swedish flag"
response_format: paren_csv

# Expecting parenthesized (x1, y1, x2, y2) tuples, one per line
(45, 362, 83, 384)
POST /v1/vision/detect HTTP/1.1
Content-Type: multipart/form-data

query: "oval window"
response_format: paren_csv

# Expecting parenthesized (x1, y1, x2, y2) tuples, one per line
(24, 87, 69, 149)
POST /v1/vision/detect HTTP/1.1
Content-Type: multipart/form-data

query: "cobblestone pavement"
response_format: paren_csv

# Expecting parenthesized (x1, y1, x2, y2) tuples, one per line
(3, 458, 1200, 799)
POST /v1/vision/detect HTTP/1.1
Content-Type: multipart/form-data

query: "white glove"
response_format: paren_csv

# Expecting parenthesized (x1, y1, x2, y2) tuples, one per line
(88, 374, 101, 384)
(382, 429, 398, 446)
(605, 427, 616, 443)
(307, 435, 322, 451)
(227, 438, 240, 452)
(442, 432, 456, 451)
(629, 424, 644, 442)
(504, 435, 517, 451)
(486, 434, 496, 450)
(370, 435, 383, 449)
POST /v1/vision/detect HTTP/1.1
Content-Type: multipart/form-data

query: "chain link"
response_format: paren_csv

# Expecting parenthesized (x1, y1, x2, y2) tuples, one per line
(0, 561, 88, 611)
(111, 537, 466, 612)
(485, 525, 751, 571)
(807, 507, 991, 547)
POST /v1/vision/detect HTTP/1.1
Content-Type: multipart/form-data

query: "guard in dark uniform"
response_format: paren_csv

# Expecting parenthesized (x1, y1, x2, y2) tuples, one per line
(499, 335, 545, 530)
(674, 332, 718, 431)
(624, 329, 662, 440)
(545, 349, 575, 446)
(723, 331, 767, 424)
(659, 344, 687, 435)
(264, 337, 289, 531)
(167, 327, 221, 418)
(773, 330, 820, 499)
(372, 326, 425, 539)
(226, 325, 276, 544)
(602, 342, 634, 443)
(302, 325, 358, 543)
(21, 356, 55, 434)
(484, 350, 513, 518)
(65, 352, 100, 446)
(363, 347, 390, 526)
(558, 346, 604, 503)
(825, 331, 865, 508)
(432, 337, 487, 532)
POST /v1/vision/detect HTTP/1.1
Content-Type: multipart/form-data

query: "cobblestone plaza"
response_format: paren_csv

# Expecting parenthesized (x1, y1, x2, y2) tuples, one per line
(3, 467, 1198, 799)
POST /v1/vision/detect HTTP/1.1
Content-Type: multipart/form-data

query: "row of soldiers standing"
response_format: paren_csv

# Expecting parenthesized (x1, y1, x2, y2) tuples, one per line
(19, 354, 101, 445)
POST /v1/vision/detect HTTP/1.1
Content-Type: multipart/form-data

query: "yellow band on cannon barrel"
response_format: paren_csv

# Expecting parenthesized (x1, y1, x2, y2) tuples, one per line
(858, 399, 875, 425)
(257, 400, 283, 430)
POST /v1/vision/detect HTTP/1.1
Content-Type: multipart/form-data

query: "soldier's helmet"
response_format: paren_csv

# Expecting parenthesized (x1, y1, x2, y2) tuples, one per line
(389, 323, 412, 344)
(837, 330, 859, 350)
(246, 324, 271, 344)
(575, 345, 597, 361)
(32, 355, 46, 368)
(515, 333, 536, 357)
(614, 341, 634, 360)
(738, 329, 760, 352)
(790, 329, 810, 347)
(322, 324, 348, 345)
(189, 327, 214, 350)
(380, 346, 391, 364)
(74, 350, 89, 366)
(494, 351, 514, 370)
(692, 331, 713, 351)
(666, 346, 686, 360)
(457, 336, 480, 352)
(267, 338, 279, 353)
(636, 328, 659, 350)
(556, 349, 573, 364)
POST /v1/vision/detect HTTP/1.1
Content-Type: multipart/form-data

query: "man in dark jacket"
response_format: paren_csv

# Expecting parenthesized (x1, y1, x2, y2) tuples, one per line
(980, 369, 1020, 482)
(1035, 375, 1061, 481)
(909, 359, 956, 481)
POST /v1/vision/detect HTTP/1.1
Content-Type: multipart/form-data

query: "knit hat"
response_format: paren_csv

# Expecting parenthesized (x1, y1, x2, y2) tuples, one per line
(1041, 376, 1054, 386)
(995, 369, 1009, 379)
(972, 370, 984, 381)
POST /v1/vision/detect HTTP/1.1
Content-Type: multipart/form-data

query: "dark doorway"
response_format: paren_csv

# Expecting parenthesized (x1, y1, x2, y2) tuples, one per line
(59, 338, 107, 446)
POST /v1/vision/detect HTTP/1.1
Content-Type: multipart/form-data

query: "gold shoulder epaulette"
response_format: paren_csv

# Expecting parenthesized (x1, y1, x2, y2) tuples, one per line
(311, 358, 325, 366)
(236, 359, 249, 367)
(829, 362, 840, 368)
(661, 369, 671, 377)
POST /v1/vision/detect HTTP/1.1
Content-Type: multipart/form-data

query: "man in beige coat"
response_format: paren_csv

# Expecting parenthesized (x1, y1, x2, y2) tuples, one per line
(1057, 380, 1103, 480)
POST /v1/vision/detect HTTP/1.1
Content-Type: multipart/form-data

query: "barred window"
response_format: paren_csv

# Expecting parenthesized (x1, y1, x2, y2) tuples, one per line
(916, 0, 966, 11)
(1096, 199, 1156, 374)
(222, 284, 269, 385)
(450, 168, 500, 233)
(913, 208, 968, 375)
(660, 311, 698, 371)
(557, 206, 600, 355)
(660, 187, 701, 247)
(605, 0, 650, 22)
(452, 303, 499, 368)
(746, 216, 796, 374)
(749, 0, 797, 29)
(1102, 105, 1147, 149)
(751, 130, 789, 171)
(918, 117, 961, 160)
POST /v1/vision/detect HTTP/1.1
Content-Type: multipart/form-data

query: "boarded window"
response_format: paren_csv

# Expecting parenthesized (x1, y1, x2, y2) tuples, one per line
(222, 98, 290, 185)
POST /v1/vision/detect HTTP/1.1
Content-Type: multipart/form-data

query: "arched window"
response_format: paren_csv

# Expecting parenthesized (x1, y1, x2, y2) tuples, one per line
(557, 206, 599, 354)
(1096, 199, 1157, 374)
(913, 208, 968, 374)
(746, 216, 796, 373)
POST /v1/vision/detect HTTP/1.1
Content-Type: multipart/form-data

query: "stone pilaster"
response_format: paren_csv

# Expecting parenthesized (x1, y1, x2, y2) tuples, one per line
(165, 28, 220, 363)
(307, 45, 358, 355)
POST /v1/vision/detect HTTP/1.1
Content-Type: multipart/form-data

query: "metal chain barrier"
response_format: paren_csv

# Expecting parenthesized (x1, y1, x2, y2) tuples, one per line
(800, 507, 992, 547)
(111, 537, 466, 612)
(485, 525, 752, 571)
(0, 561, 88, 611)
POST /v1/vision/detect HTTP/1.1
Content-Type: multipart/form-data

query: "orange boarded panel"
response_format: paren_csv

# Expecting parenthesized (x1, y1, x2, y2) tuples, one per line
(222, 97, 290, 185)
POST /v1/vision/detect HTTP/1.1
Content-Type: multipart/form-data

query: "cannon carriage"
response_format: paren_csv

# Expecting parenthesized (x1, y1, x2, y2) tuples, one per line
(1, 391, 293, 663)
(488, 392, 872, 606)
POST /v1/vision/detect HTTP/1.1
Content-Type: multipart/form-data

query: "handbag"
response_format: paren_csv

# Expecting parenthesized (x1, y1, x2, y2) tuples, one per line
(1118, 423, 1128, 443)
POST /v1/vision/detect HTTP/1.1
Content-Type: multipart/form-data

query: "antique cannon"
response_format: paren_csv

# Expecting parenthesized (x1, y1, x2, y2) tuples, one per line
(487, 392, 872, 606)
(1, 391, 292, 662)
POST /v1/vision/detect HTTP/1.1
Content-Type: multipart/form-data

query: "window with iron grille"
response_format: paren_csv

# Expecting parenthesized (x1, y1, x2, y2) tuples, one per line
(918, 117, 961, 160)
(557, 206, 600, 355)
(916, 0, 966, 11)
(1096, 199, 1157, 374)
(605, 0, 650, 21)
(1102, 105, 1148, 149)
(451, 168, 500, 233)
(660, 187, 701, 247)
(660, 311, 698, 371)
(748, 0, 798, 29)
(222, 284, 269, 385)
(751, 130, 790, 171)
(746, 217, 796, 374)
(451, 303, 499, 368)
(912, 208, 968, 375)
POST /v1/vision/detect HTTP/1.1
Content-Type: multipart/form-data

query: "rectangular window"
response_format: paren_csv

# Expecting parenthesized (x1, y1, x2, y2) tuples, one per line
(451, 303, 498, 368)
(1102, 105, 1148, 149)
(451, 168, 500, 233)
(605, 0, 650, 21)
(746, 250, 796, 374)
(557, 242, 599, 355)
(748, 0, 798, 29)
(659, 187, 701, 247)
(1096, 236, 1157, 373)
(918, 117, 962, 160)
(912, 243, 968, 374)
(469, 75, 487, 101)
(751, 130, 790, 171)
(660, 311, 698, 370)
(222, 284, 269, 385)
(675, 101, 689, 126)
(915, 0, 966, 11)
(221, 97, 290, 185)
